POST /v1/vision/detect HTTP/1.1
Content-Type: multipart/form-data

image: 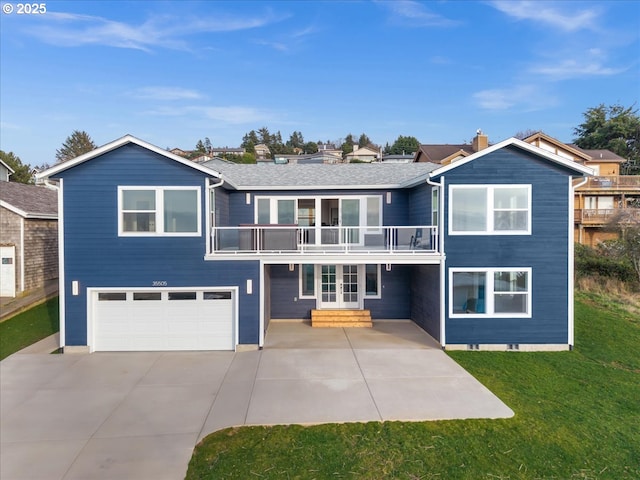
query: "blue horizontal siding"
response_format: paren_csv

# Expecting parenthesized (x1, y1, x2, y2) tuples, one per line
(410, 265, 441, 341)
(57, 144, 261, 346)
(268, 264, 413, 320)
(441, 146, 572, 344)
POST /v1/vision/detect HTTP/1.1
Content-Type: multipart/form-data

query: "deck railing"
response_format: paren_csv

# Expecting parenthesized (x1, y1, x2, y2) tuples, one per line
(577, 176, 640, 190)
(574, 208, 640, 224)
(210, 225, 439, 255)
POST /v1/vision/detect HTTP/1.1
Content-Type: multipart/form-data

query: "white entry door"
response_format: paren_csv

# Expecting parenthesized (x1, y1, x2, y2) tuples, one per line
(319, 265, 360, 309)
(0, 246, 16, 297)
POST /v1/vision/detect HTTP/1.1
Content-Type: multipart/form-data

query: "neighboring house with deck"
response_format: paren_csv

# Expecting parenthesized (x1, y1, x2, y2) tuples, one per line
(36, 135, 591, 353)
(523, 132, 639, 246)
(0, 181, 58, 297)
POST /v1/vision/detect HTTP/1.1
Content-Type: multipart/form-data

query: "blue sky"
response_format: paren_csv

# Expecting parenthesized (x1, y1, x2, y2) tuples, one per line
(1, 0, 639, 167)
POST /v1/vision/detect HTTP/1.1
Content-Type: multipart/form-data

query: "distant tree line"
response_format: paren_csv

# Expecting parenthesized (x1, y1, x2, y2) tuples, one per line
(3, 103, 638, 183)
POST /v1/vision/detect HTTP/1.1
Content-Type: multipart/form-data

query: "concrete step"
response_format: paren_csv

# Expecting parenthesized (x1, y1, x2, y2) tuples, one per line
(311, 309, 372, 328)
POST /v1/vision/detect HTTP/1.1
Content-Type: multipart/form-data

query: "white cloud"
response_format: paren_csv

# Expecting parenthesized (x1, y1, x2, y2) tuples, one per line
(473, 84, 556, 111)
(490, 1, 599, 32)
(144, 105, 276, 125)
(378, 0, 461, 27)
(25, 10, 286, 52)
(530, 59, 625, 80)
(130, 87, 204, 101)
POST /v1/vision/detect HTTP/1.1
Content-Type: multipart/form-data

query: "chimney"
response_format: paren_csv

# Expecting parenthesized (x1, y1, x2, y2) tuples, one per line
(472, 129, 488, 152)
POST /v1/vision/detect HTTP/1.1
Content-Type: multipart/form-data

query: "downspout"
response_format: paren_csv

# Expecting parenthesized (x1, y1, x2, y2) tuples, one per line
(568, 176, 588, 349)
(206, 176, 225, 256)
(426, 175, 446, 348)
(44, 178, 64, 350)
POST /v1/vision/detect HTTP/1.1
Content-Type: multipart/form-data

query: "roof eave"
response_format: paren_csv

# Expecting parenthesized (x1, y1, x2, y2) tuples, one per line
(36, 134, 223, 181)
(429, 137, 594, 179)
(0, 200, 57, 219)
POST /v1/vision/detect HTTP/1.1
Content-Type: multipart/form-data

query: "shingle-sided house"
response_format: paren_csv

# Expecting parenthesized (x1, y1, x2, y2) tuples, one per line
(0, 181, 58, 297)
(36, 135, 592, 353)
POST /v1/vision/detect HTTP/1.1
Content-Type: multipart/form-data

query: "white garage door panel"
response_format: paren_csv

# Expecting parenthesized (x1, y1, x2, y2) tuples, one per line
(93, 289, 235, 351)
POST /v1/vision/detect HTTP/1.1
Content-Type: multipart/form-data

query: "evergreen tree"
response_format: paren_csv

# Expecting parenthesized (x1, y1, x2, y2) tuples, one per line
(55, 130, 97, 163)
(388, 135, 420, 155)
(573, 103, 640, 174)
(0, 150, 33, 184)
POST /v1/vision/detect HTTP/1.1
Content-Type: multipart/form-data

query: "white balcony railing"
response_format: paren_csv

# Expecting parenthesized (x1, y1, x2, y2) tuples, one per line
(210, 225, 439, 255)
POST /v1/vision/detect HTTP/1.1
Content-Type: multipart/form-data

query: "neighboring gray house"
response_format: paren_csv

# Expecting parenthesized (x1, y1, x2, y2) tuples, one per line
(0, 181, 58, 297)
(0, 159, 14, 182)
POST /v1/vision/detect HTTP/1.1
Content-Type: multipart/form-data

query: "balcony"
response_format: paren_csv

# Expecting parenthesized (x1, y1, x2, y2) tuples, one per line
(209, 225, 439, 258)
(577, 176, 640, 191)
(575, 208, 640, 225)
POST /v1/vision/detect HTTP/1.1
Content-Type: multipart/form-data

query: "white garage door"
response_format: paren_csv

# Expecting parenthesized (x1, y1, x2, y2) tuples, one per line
(92, 289, 235, 351)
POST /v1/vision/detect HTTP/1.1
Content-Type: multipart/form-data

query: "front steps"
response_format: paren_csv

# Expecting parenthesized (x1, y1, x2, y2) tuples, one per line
(311, 309, 372, 328)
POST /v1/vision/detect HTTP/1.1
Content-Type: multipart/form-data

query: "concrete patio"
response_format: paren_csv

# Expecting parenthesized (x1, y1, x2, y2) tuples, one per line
(1, 321, 513, 480)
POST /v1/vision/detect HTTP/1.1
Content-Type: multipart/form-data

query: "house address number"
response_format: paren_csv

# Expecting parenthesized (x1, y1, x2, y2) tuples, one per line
(152, 281, 168, 286)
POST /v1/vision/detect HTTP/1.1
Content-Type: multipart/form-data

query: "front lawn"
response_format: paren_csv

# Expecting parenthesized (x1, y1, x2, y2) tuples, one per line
(187, 293, 640, 479)
(0, 297, 59, 360)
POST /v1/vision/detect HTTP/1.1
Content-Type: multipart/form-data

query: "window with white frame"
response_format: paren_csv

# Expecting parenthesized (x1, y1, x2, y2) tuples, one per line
(298, 264, 381, 299)
(254, 196, 382, 228)
(449, 185, 531, 234)
(119, 187, 201, 236)
(431, 188, 439, 226)
(365, 264, 380, 298)
(300, 264, 316, 298)
(450, 268, 531, 317)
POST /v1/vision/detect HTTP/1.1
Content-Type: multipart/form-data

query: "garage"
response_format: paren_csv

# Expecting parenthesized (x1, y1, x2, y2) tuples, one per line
(90, 288, 236, 351)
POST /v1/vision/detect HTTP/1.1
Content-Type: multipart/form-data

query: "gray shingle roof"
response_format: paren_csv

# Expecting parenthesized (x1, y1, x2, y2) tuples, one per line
(202, 159, 440, 189)
(0, 181, 58, 218)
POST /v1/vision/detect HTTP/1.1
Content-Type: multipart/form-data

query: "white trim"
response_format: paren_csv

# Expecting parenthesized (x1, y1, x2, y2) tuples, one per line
(448, 184, 532, 235)
(1, 158, 15, 175)
(363, 264, 382, 299)
(36, 134, 222, 181)
(440, 259, 446, 346)
(449, 267, 532, 319)
(117, 186, 202, 237)
(299, 264, 316, 299)
(50, 179, 65, 349)
(567, 176, 583, 348)
(86, 285, 239, 353)
(0, 200, 58, 220)
(429, 137, 594, 178)
(19, 217, 25, 293)
(259, 261, 265, 348)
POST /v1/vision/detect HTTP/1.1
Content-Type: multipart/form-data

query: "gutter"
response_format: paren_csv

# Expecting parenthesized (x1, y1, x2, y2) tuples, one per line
(43, 179, 65, 350)
(426, 174, 447, 349)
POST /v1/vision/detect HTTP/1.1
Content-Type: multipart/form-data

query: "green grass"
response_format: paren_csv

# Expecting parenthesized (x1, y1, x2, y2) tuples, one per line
(0, 297, 59, 360)
(187, 293, 640, 479)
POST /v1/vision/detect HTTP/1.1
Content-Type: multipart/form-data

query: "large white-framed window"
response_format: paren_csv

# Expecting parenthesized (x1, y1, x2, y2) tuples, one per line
(449, 184, 531, 235)
(118, 186, 201, 236)
(254, 195, 382, 228)
(449, 267, 532, 318)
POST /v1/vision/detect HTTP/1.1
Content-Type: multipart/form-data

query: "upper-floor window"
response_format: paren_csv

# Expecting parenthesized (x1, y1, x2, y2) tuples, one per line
(118, 186, 201, 236)
(449, 185, 531, 235)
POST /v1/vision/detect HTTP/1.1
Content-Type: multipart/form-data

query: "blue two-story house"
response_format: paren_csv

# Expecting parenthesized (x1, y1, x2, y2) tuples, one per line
(37, 135, 591, 353)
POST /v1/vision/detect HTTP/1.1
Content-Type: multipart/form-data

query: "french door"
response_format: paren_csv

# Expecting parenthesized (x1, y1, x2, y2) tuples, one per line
(319, 264, 360, 309)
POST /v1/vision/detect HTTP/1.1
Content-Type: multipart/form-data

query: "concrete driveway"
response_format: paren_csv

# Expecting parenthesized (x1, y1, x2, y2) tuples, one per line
(1, 321, 513, 480)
